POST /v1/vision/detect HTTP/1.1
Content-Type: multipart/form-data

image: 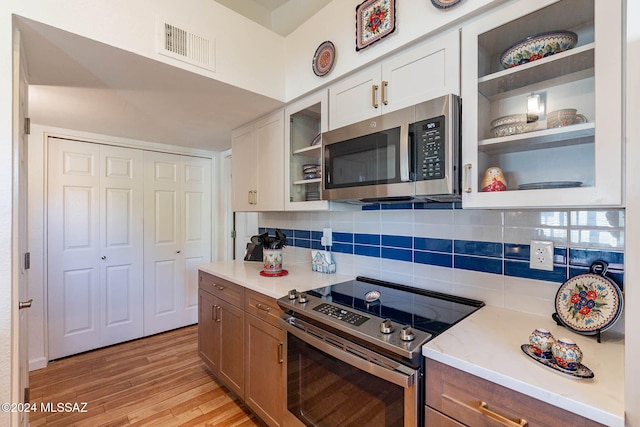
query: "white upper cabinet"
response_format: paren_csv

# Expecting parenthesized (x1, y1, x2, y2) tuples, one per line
(232, 110, 285, 212)
(284, 90, 330, 211)
(329, 30, 460, 130)
(461, 0, 623, 208)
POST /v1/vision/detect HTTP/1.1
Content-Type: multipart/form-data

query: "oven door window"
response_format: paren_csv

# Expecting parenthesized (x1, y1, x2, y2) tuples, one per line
(324, 127, 402, 189)
(287, 333, 405, 427)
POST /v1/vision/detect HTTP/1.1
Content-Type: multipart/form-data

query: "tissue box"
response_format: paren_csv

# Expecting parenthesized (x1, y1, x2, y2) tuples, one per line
(311, 250, 336, 274)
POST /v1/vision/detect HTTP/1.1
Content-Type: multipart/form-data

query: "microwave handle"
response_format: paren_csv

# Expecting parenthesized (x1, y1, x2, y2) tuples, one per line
(400, 123, 410, 182)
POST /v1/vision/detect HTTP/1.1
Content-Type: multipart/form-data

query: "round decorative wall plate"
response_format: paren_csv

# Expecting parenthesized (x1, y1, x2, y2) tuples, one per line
(312, 41, 336, 77)
(430, 0, 463, 9)
(554, 262, 623, 335)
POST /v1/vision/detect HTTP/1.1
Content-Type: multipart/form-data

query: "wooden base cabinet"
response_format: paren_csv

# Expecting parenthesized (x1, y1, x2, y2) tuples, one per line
(425, 358, 604, 426)
(198, 273, 285, 427)
(198, 272, 245, 399)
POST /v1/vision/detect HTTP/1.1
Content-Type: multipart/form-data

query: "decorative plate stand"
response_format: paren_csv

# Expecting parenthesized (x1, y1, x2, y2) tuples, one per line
(553, 261, 623, 342)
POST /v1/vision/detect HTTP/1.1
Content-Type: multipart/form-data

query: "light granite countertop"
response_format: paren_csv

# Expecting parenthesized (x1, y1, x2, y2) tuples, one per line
(198, 260, 354, 299)
(423, 306, 624, 427)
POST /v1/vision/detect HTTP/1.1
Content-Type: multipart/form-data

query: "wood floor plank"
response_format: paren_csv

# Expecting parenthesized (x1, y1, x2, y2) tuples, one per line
(29, 325, 263, 426)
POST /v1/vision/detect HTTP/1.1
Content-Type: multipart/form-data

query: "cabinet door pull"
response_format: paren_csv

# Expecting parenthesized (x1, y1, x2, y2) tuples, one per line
(216, 305, 222, 322)
(381, 81, 388, 105)
(463, 163, 473, 193)
(255, 303, 271, 313)
(212, 304, 219, 321)
(277, 343, 284, 364)
(248, 191, 252, 204)
(372, 84, 379, 108)
(478, 401, 527, 427)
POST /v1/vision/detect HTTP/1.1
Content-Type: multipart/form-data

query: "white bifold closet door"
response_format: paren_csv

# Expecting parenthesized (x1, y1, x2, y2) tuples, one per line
(48, 138, 144, 360)
(143, 151, 211, 336)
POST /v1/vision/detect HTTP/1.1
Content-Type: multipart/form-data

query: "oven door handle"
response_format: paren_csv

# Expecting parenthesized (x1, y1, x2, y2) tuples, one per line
(280, 317, 417, 388)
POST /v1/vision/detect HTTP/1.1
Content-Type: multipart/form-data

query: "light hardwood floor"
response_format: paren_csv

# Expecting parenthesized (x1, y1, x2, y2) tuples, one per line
(29, 325, 263, 427)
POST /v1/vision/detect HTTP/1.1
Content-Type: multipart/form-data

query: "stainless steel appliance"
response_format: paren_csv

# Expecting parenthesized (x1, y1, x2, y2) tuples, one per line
(277, 276, 484, 427)
(322, 94, 461, 204)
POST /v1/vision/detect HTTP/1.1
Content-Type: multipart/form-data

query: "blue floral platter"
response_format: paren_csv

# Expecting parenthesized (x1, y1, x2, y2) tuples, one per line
(521, 344, 594, 379)
(554, 262, 623, 335)
(500, 30, 578, 69)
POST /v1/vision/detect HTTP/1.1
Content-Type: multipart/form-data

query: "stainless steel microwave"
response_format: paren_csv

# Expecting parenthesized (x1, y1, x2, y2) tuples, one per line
(322, 94, 461, 204)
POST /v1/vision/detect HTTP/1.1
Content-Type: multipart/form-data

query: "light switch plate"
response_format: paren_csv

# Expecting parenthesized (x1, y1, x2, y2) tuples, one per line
(530, 240, 554, 271)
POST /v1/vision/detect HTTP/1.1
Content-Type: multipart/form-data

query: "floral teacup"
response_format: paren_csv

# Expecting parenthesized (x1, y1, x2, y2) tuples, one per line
(529, 328, 555, 359)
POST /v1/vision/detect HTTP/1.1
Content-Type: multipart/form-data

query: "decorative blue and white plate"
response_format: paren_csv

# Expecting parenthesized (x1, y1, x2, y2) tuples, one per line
(521, 344, 594, 379)
(430, 0, 463, 9)
(554, 262, 623, 335)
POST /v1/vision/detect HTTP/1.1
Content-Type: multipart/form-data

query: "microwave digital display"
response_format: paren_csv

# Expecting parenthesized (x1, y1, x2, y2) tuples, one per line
(414, 115, 445, 181)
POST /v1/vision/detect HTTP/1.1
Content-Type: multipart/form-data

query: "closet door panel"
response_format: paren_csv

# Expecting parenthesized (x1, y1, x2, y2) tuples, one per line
(48, 138, 101, 359)
(144, 151, 184, 335)
(99, 145, 144, 346)
(182, 157, 212, 324)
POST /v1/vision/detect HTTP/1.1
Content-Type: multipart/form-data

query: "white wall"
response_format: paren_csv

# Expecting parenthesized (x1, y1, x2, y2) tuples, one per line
(284, 0, 507, 100)
(7, 0, 286, 101)
(625, 0, 639, 424)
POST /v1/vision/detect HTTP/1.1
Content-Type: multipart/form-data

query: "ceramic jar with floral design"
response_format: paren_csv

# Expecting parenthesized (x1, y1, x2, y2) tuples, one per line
(263, 249, 283, 273)
(529, 328, 555, 359)
(551, 337, 583, 371)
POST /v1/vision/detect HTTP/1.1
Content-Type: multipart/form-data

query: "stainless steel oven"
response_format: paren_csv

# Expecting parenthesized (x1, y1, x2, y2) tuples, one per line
(277, 277, 484, 427)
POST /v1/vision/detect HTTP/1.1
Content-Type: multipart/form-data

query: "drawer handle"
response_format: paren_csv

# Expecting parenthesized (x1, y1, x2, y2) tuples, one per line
(216, 284, 225, 291)
(478, 401, 528, 427)
(255, 303, 271, 313)
(277, 343, 283, 364)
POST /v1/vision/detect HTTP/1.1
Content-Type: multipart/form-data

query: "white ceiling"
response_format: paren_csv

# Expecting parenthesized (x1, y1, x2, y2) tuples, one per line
(16, 1, 331, 152)
(214, 0, 332, 36)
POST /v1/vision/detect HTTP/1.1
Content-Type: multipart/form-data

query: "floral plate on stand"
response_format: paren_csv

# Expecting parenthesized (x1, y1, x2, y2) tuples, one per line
(521, 344, 594, 379)
(554, 261, 623, 335)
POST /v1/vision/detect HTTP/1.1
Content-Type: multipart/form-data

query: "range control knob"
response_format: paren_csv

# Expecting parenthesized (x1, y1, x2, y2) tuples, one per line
(399, 325, 415, 342)
(380, 319, 394, 334)
(288, 289, 298, 300)
(298, 293, 308, 304)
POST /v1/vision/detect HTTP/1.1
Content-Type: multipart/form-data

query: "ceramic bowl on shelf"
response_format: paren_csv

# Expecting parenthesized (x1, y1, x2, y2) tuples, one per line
(490, 121, 543, 138)
(490, 113, 538, 128)
(500, 30, 578, 69)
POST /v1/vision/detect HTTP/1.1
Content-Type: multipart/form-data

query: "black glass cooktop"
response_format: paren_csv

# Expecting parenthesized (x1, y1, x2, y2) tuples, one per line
(306, 276, 484, 337)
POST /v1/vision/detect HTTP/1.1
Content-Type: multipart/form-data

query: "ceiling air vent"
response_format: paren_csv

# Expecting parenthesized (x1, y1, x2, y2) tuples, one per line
(156, 19, 215, 72)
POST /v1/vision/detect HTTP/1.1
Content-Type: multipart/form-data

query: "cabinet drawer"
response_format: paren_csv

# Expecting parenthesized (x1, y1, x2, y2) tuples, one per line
(425, 359, 604, 427)
(425, 406, 464, 426)
(199, 272, 244, 307)
(245, 289, 283, 328)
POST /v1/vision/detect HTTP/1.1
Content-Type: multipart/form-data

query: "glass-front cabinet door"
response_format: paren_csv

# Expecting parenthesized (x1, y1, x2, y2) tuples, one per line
(461, 0, 622, 208)
(285, 90, 329, 211)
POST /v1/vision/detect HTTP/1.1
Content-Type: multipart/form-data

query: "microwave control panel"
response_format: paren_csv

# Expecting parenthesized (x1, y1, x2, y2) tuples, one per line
(414, 115, 445, 181)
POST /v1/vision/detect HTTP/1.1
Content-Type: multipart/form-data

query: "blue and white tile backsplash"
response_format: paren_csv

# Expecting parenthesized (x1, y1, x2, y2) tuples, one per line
(257, 204, 624, 332)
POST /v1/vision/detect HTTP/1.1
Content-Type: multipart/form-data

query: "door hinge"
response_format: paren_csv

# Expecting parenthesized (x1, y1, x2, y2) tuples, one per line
(230, 230, 236, 239)
(24, 387, 30, 404)
(24, 117, 30, 135)
(24, 252, 30, 270)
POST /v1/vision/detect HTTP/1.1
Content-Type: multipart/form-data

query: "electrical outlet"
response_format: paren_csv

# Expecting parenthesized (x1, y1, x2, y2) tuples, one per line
(529, 240, 554, 271)
(321, 227, 332, 247)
